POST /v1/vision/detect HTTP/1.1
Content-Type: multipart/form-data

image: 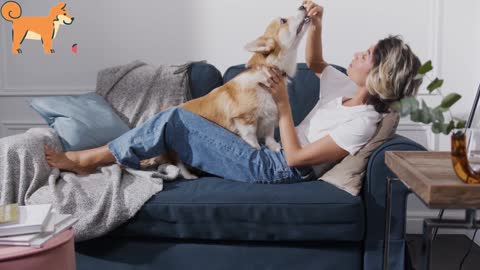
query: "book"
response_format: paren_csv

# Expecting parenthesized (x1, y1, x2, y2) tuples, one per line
(0, 204, 52, 237)
(30, 215, 78, 248)
(0, 212, 76, 247)
(0, 211, 64, 245)
(0, 204, 19, 225)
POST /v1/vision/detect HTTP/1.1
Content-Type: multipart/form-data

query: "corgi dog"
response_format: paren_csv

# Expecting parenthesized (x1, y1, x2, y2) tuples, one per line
(140, 6, 311, 179)
(1, 1, 75, 54)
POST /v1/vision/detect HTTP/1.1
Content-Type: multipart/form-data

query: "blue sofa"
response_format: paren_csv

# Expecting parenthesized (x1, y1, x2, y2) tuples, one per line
(75, 63, 425, 270)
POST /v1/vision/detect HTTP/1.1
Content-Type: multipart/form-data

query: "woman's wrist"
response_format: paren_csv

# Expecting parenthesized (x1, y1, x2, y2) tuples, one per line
(277, 102, 292, 117)
(310, 18, 322, 31)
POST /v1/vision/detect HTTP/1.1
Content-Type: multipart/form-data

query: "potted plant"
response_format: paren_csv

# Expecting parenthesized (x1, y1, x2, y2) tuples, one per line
(392, 62, 480, 183)
(392, 60, 465, 134)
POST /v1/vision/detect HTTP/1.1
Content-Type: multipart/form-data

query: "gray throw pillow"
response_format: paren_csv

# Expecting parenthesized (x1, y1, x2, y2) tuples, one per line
(30, 92, 130, 151)
(95, 61, 192, 128)
(319, 112, 400, 196)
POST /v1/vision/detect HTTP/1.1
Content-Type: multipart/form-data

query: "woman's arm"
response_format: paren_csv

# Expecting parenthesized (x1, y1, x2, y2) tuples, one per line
(304, 1, 328, 74)
(277, 103, 348, 167)
(260, 67, 348, 167)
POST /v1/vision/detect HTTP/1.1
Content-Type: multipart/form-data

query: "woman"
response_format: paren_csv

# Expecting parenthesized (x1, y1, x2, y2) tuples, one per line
(44, 0, 422, 183)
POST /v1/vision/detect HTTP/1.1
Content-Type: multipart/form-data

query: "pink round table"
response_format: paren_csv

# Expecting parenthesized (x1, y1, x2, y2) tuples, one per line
(0, 229, 75, 270)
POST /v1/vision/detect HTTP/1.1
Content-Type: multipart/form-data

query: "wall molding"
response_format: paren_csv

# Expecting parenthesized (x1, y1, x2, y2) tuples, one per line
(0, 88, 94, 97)
(0, 121, 48, 137)
(397, 122, 439, 151)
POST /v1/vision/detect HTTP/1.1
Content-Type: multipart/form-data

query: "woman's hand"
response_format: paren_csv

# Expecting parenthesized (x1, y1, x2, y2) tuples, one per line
(258, 66, 290, 110)
(303, 0, 324, 25)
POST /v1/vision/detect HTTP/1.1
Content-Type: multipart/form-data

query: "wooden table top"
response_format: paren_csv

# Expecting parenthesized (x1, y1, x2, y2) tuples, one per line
(385, 151, 480, 209)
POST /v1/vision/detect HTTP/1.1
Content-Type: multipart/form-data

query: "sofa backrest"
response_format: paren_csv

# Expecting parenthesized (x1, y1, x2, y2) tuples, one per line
(188, 63, 223, 99)
(188, 62, 346, 127)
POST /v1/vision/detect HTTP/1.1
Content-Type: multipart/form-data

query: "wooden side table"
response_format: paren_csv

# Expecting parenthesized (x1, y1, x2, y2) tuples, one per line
(383, 151, 480, 270)
(0, 229, 75, 270)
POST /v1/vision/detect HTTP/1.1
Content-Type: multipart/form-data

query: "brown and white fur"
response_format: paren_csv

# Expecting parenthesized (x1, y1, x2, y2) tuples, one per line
(140, 6, 311, 179)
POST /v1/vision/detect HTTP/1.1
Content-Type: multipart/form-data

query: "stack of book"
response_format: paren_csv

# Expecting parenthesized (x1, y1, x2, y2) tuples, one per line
(0, 203, 78, 248)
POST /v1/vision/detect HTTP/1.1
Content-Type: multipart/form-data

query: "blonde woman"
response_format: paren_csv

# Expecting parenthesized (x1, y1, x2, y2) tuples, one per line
(44, 0, 423, 183)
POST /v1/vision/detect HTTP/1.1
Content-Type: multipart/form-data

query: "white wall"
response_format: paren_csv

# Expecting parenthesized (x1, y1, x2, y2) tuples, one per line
(0, 0, 479, 240)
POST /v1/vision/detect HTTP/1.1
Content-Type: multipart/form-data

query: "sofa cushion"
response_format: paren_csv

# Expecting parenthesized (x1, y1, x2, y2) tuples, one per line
(112, 177, 364, 242)
(29, 92, 130, 151)
(319, 112, 400, 196)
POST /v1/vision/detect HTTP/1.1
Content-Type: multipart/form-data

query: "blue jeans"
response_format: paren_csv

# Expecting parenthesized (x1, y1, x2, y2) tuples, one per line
(108, 107, 315, 183)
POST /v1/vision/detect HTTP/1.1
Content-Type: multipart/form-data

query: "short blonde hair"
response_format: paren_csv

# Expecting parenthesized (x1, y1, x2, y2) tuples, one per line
(366, 36, 422, 103)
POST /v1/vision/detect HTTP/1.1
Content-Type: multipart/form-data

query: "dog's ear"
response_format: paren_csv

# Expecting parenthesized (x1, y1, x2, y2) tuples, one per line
(56, 2, 66, 10)
(244, 37, 276, 54)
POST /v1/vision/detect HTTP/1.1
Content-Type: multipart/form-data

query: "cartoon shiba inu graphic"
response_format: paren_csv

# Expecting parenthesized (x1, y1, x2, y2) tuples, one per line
(1, 1, 75, 54)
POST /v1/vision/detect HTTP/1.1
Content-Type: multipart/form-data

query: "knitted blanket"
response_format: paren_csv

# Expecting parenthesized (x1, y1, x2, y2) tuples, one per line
(0, 61, 196, 241)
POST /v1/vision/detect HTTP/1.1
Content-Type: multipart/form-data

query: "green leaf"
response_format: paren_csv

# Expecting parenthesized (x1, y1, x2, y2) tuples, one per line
(419, 100, 433, 124)
(421, 108, 433, 124)
(399, 99, 410, 117)
(443, 120, 455, 135)
(431, 121, 443, 134)
(426, 78, 444, 93)
(431, 107, 444, 123)
(434, 105, 450, 113)
(418, 60, 433, 75)
(391, 101, 402, 113)
(410, 109, 421, 122)
(398, 97, 419, 116)
(456, 120, 466, 129)
(440, 93, 461, 109)
(407, 97, 419, 110)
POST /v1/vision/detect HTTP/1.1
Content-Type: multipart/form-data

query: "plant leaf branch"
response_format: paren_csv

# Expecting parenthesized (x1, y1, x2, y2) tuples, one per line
(424, 73, 454, 121)
(392, 60, 466, 135)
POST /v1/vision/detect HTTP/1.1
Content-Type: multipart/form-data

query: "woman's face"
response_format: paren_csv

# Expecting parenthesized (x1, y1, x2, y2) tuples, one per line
(347, 44, 376, 87)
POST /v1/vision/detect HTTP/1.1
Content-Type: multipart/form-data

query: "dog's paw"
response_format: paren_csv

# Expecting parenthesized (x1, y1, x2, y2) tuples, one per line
(248, 141, 262, 150)
(13, 49, 22, 54)
(50, 49, 55, 53)
(266, 140, 281, 152)
(139, 157, 159, 170)
(180, 170, 198, 180)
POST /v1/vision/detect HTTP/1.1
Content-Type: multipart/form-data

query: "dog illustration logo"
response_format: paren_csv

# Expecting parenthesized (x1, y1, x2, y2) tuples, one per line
(1, 1, 75, 54)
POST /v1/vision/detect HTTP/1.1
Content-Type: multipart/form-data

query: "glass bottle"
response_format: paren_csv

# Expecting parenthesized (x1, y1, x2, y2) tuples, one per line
(451, 129, 480, 184)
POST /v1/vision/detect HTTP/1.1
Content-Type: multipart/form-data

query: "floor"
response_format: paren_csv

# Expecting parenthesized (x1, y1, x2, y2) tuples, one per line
(406, 234, 480, 270)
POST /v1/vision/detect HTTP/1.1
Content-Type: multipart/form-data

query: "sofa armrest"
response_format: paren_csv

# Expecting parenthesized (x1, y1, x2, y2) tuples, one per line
(362, 134, 426, 270)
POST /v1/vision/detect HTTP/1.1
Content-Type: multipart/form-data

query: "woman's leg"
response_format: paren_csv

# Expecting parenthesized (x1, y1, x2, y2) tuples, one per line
(47, 107, 313, 183)
(45, 145, 115, 175)
(44, 144, 116, 175)
(44, 108, 183, 174)
(44, 108, 186, 174)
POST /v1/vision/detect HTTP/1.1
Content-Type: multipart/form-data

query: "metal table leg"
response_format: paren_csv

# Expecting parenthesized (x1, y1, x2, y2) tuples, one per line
(422, 219, 434, 270)
(421, 209, 480, 270)
(432, 209, 444, 240)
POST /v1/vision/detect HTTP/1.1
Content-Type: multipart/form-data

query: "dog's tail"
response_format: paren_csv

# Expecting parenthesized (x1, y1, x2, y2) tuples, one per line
(1, 1, 22, 22)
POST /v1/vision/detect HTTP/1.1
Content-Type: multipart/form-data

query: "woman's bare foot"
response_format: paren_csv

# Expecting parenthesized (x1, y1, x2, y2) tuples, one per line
(44, 145, 96, 175)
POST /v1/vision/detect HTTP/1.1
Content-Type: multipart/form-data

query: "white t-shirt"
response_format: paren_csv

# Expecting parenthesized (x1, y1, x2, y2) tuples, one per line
(295, 65, 382, 157)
